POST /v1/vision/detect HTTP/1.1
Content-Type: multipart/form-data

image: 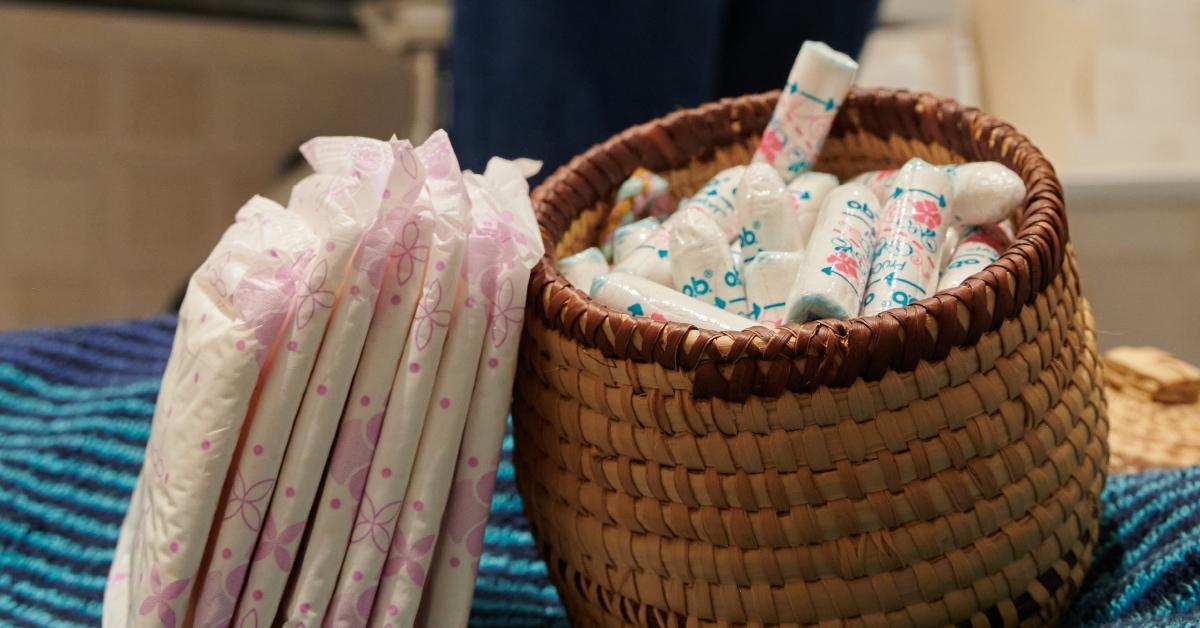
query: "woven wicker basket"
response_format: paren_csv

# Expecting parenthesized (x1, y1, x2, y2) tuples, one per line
(512, 88, 1108, 627)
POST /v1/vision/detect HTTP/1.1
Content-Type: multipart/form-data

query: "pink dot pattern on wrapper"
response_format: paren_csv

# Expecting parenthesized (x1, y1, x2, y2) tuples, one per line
(488, 358, 499, 368)
(413, 501, 424, 512)
(300, 603, 311, 614)
(353, 571, 363, 581)
(253, 590, 263, 601)
(286, 487, 295, 497)
(360, 395, 370, 406)
(288, 341, 298, 351)
(170, 542, 179, 553)
(450, 557, 460, 568)
(409, 362, 420, 373)
(436, 261, 445, 271)
(222, 548, 232, 559)
(468, 457, 478, 468)
(331, 498, 341, 509)
(382, 468, 392, 478)
(236, 340, 246, 351)
(317, 384, 327, 396)
(350, 285, 361, 296)
(193, 372, 199, 383)
(465, 297, 475, 308)
(200, 440, 210, 451)
(383, 189, 391, 199)
(391, 295, 401, 305)
(439, 398, 450, 409)
(253, 445, 263, 456)
(326, 242, 336, 252)
(388, 605, 398, 616)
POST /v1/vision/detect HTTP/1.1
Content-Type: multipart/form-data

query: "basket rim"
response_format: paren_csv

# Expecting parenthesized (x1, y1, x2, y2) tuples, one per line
(526, 86, 1068, 398)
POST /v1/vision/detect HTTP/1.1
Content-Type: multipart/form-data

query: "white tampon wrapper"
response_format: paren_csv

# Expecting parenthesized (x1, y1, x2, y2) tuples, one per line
(786, 183, 881, 322)
(788, 171, 841, 245)
(670, 207, 749, 315)
(590, 272, 757, 331)
(939, 226, 961, 270)
(941, 161, 1025, 225)
(558, 246, 609, 290)
(615, 166, 745, 285)
(744, 251, 803, 325)
(613, 210, 681, 286)
(735, 162, 803, 262)
(677, 165, 747, 240)
(850, 169, 898, 205)
(935, 224, 1011, 291)
(861, 158, 955, 316)
(612, 216, 660, 266)
(753, 41, 858, 181)
(854, 161, 1023, 226)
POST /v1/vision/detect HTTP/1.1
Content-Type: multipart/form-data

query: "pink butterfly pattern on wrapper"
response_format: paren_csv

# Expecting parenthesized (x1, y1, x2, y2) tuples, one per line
(327, 412, 384, 499)
(193, 562, 248, 628)
(483, 270, 522, 349)
(391, 220, 428, 287)
(352, 494, 404, 553)
(443, 470, 497, 558)
(294, 258, 335, 329)
(224, 472, 275, 532)
(413, 281, 451, 351)
(383, 529, 435, 588)
(137, 564, 190, 628)
(253, 516, 306, 571)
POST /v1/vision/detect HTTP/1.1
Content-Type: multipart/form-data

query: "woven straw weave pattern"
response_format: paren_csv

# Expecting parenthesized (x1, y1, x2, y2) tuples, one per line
(513, 88, 1107, 627)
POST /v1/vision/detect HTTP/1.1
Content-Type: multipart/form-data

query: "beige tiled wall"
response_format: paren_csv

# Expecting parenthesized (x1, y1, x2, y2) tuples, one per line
(0, 4, 415, 329)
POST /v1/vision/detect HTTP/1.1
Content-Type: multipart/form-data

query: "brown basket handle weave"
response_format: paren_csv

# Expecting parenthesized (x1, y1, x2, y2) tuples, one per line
(527, 87, 1068, 400)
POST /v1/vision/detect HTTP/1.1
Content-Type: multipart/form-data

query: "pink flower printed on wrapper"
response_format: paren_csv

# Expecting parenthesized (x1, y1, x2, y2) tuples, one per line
(254, 516, 306, 571)
(912, 199, 943, 230)
(391, 220, 428, 286)
(203, 251, 232, 300)
(295, 259, 335, 329)
(413, 281, 451, 351)
(329, 586, 378, 625)
(444, 469, 497, 558)
(138, 564, 189, 628)
(224, 473, 275, 532)
(234, 249, 312, 365)
(194, 563, 248, 628)
(826, 251, 859, 280)
(328, 412, 384, 499)
(758, 128, 783, 165)
(483, 270, 522, 349)
(352, 494, 403, 553)
(383, 529, 436, 588)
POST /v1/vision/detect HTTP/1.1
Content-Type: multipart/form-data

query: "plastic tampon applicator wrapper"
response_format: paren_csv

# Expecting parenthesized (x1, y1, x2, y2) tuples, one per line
(611, 217, 660, 266)
(852, 161, 1023, 226)
(936, 223, 1011, 291)
(669, 207, 748, 316)
(753, 40, 857, 181)
(788, 171, 840, 244)
(785, 182, 880, 322)
(744, 251, 802, 325)
(614, 165, 745, 285)
(591, 272, 756, 331)
(558, 247, 609, 291)
(861, 158, 954, 316)
(735, 162, 804, 262)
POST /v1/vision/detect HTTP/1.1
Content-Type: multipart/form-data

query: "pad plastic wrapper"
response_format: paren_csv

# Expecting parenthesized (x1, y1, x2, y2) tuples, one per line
(323, 132, 471, 626)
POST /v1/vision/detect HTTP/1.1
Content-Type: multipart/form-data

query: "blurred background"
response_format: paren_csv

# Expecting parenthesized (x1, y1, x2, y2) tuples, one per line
(1, 0, 1196, 360)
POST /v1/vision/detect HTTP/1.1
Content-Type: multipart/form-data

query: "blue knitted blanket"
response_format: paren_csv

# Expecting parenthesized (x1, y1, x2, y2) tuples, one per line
(0, 316, 1195, 627)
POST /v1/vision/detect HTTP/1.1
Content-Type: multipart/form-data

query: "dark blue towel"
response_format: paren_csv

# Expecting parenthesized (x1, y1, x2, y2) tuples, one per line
(0, 315, 1197, 627)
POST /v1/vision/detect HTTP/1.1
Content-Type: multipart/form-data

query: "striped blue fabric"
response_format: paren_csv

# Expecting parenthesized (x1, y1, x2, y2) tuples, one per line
(0, 315, 1195, 627)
